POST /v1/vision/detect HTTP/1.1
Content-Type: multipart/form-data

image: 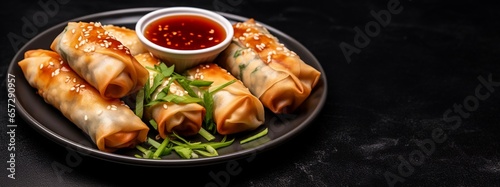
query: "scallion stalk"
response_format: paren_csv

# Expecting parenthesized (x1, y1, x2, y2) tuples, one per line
(240, 128, 269, 144)
(153, 137, 170, 159)
(198, 127, 216, 141)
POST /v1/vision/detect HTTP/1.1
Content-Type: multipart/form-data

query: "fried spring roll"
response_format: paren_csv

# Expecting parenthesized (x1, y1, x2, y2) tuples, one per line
(18, 49, 149, 152)
(134, 53, 205, 138)
(185, 63, 265, 135)
(50, 21, 148, 99)
(217, 19, 321, 113)
(103, 24, 149, 55)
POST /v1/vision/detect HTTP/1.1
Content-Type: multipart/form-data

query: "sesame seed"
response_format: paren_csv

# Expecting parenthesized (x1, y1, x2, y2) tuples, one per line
(51, 68, 60, 77)
(163, 104, 168, 109)
(79, 40, 86, 47)
(96, 110, 103, 115)
(109, 105, 117, 110)
(39, 64, 44, 69)
(84, 115, 88, 121)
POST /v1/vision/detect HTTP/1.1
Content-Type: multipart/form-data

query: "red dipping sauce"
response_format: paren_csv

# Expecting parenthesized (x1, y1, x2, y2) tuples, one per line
(144, 15, 226, 50)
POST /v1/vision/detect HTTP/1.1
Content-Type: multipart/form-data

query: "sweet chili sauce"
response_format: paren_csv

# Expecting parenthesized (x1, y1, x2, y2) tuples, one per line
(144, 15, 226, 50)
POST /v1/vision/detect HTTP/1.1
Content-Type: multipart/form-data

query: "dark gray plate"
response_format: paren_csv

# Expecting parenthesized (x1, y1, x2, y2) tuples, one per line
(8, 7, 327, 167)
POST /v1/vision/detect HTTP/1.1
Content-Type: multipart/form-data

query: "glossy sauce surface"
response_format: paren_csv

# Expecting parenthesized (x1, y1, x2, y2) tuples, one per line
(144, 15, 226, 50)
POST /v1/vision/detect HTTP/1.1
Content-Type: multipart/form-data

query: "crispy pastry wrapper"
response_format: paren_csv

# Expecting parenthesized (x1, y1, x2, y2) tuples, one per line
(134, 53, 205, 138)
(18, 49, 149, 152)
(185, 63, 265, 135)
(50, 21, 148, 99)
(103, 24, 149, 55)
(217, 19, 321, 113)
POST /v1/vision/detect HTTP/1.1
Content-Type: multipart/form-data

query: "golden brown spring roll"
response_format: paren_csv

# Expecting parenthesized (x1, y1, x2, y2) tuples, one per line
(134, 53, 205, 138)
(103, 24, 149, 55)
(18, 49, 149, 152)
(217, 19, 321, 113)
(185, 63, 265, 135)
(50, 21, 149, 99)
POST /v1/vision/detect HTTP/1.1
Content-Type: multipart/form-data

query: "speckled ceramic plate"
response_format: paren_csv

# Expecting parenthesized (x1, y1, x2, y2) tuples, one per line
(8, 7, 327, 167)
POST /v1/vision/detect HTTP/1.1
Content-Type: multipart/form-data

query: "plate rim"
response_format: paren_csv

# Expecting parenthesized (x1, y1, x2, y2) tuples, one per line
(8, 7, 328, 167)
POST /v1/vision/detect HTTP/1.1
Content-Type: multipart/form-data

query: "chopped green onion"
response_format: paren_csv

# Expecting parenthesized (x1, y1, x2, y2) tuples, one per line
(153, 137, 170, 159)
(136, 145, 154, 159)
(150, 73, 165, 95)
(134, 89, 145, 118)
(191, 152, 199, 159)
(207, 138, 234, 149)
(147, 137, 171, 156)
(171, 132, 192, 144)
(138, 134, 234, 159)
(147, 137, 161, 147)
(176, 78, 199, 98)
(159, 63, 174, 77)
(234, 48, 243, 58)
(149, 119, 158, 130)
(174, 146, 193, 159)
(202, 91, 216, 133)
(240, 128, 269, 144)
(210, 79, 237, 94)
(189, 80, 213, 87)
(198, 127, 216, 141)
(194, 145, 218, 157)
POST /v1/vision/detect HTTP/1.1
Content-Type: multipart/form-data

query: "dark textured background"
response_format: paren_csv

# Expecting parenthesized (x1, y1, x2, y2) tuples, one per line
(2, 0, 500, 186)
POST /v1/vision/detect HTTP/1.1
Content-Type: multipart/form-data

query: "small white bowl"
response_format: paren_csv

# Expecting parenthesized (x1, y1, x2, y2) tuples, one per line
(135, 7, 234, 72)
